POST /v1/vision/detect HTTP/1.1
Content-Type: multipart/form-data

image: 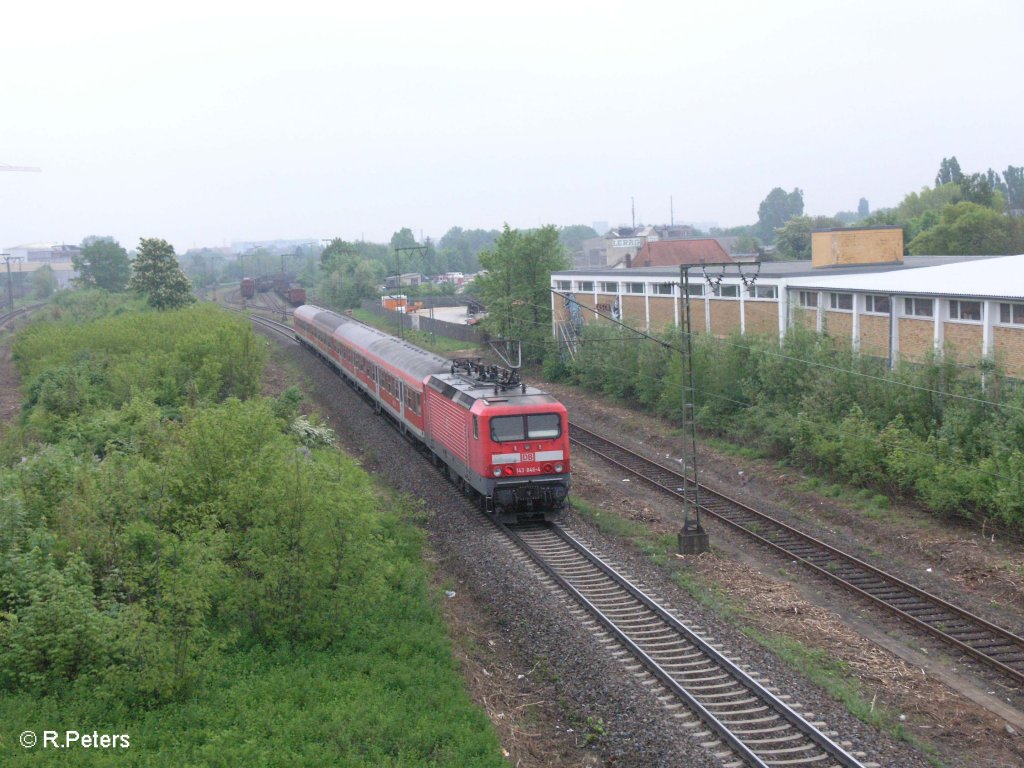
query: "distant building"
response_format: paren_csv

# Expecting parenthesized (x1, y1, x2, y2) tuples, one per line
(231, 238, 318, 254)
(438, 272, 466, 287)
(575, 224, 701, 268)
(6, 242, 81, 263)
(631, 238, 733, 268)
(385, 272, 423, 290)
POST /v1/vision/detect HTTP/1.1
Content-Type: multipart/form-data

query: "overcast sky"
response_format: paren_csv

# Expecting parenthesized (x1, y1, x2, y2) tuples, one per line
(2, 1, 1021, 252)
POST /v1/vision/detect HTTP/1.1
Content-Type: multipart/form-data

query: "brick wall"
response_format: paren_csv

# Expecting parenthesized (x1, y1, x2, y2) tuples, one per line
(591, 293, 617, 324)
(811, 228, 903, 267)
(745, 302, 778, 335)
(574, 293, 597, 323)
(942, 322, 983, 364)
(822, 311, 852, 346)
(993, 327, 1024, 377)
(859, 315, 890, 357)
(648, 296, 677, 332)
(792, 307, 817, 331)
(898, 318, 935, 362)
(709, 300, 741, 336)
(621, 296, 646, 328)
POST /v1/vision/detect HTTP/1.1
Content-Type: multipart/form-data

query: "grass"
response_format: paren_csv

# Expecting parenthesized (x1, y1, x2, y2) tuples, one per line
(702, 435, 766, 461)
(349, 309, 477, 356)
(794, 477, 892, 518)
(0, 303, 506, 768)
(1, 498, 507, 768)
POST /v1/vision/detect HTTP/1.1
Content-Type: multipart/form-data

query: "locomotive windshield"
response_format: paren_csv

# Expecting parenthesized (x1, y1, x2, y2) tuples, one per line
(490, 413, 562, 442)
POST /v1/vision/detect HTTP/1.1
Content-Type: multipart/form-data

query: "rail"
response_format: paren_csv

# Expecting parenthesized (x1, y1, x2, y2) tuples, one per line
(569, 422, 1024, 689)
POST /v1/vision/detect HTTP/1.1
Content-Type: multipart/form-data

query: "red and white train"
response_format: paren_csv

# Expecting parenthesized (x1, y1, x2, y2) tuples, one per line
(293, 304, 571, 521)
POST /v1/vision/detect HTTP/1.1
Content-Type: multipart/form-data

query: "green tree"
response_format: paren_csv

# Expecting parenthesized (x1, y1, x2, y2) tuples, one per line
(857, 198, 870, 218)
(757, 187, 804, 242)
(731, 233, 762, 254)
(1002, 166, 1024, 210)
(774, 215, 844, 260)
(31, 264, 58, 299)
(958, 172, 995, 207)
(73, 236, 131, 291)
(320, 253, 382, 309)
(438, 226, 499, 273)
(129, 238, 196, 310)
(558, 224, 599, 256)
(935, 156, 963, 187)
(475, 225, 569, 364)
(907, 202, 1015, 255)
(320, 238, 357, 271)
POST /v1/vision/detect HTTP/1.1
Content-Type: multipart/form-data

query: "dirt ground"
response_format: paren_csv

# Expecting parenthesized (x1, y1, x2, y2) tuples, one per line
(544, 381, 1024, 768)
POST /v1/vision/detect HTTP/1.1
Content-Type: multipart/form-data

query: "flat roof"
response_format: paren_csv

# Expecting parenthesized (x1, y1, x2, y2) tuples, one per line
(785, 253, 1024, 300)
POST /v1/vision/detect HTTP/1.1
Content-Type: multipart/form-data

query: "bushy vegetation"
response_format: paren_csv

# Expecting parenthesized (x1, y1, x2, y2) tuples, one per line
(562, 323, 1024, 532)
(1, 301, 504, 765)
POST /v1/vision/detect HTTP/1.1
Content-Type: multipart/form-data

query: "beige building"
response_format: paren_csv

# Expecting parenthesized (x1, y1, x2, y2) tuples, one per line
(552, 253, 1024, 377)
(810, 225, 903, 268)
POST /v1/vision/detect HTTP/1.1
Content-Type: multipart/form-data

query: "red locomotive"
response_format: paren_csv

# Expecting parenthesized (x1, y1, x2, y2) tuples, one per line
(293, 304, 570, 521)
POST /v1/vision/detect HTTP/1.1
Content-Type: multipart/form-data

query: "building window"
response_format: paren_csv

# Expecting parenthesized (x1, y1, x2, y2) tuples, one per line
(652, 283, 674, 295)
(948, 300, 982, 322)
(904, 298, 933, 318)
(576, 281, 594, 292)
(600, 281, 618, 293)
(829, 292, 853, 311)
(748, 284, 778, 300)
(555, 280, 571, 291)
(865, 294, 890, 314)
(798, 291, 818, 308)
(626, 282, 644, 294)
(999, 302, 1024, 325)
(712, 284, 739, 298)
(685, 283, 704, 296)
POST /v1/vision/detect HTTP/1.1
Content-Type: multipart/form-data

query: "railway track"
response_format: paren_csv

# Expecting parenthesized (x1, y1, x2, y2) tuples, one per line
(569, 422, 1024, 690)
(223, 304, 298, 344)
(250, 305, 875, 764)
(0, 303, 43, 330)
(502, 520, 871, 767)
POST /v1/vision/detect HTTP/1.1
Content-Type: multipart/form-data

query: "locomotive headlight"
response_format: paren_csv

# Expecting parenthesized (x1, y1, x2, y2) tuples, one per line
(554, 463, 564, 473)
(492, 466, 502, 477)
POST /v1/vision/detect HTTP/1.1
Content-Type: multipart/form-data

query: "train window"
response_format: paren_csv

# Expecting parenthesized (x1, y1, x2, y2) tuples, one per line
(405, 389, 421, 415)
(527, 414, 561, 439)
(490, 414, 562, 442)
(473, 415, 479, 439)
(490, 416, 526, 442)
